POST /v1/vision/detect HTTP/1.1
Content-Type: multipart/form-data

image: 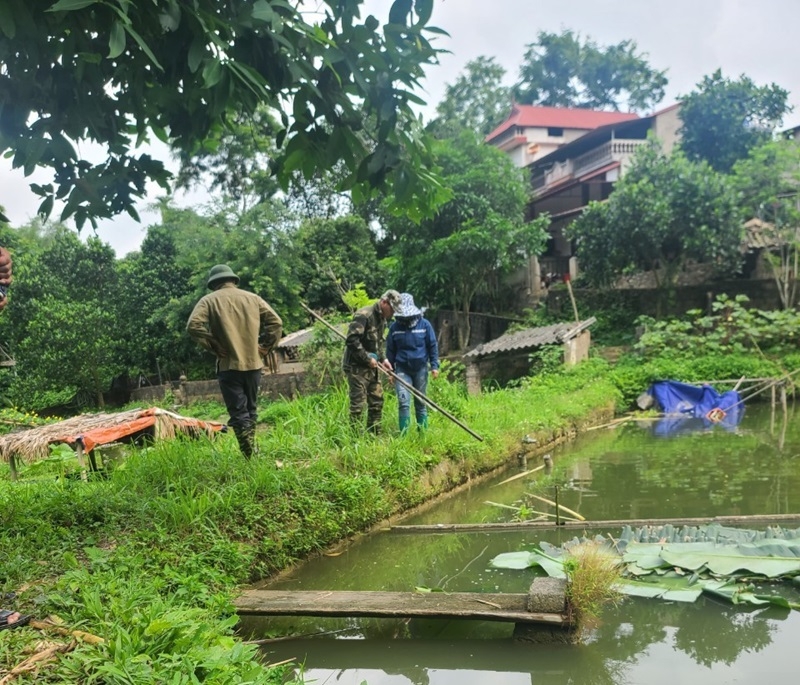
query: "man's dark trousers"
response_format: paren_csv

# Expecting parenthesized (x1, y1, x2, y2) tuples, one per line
(218, 369, 261, 457)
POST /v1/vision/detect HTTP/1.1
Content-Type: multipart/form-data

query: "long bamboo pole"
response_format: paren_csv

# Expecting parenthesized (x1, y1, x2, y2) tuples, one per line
(301, 303, 484, 442)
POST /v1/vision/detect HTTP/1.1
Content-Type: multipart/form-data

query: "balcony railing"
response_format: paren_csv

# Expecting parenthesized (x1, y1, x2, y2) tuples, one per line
(572, 139, 648, 179)
(533, 139, 649, 195)
(543, 159, 573, 187)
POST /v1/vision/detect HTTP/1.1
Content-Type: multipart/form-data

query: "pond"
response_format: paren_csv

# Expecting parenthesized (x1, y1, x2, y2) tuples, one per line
(242, 402, 800, 684)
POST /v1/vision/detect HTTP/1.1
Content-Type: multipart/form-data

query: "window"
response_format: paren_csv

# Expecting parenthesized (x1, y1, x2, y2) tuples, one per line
(547, 127, 564, 137)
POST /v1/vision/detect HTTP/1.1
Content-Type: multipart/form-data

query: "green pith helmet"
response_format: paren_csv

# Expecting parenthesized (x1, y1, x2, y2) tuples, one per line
(207, 264, 239, 289)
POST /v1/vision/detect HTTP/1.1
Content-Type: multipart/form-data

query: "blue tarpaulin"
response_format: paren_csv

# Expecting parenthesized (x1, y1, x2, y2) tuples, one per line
(648, 380, 744, 436)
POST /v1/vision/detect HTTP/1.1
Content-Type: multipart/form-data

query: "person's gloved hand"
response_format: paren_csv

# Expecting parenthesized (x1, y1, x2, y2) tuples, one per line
(367, 352, 378, 369)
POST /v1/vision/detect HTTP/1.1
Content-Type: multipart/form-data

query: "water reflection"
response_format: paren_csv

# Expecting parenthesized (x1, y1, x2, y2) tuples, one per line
(255, 596, 794, 685)
(248, 405, 800, 684)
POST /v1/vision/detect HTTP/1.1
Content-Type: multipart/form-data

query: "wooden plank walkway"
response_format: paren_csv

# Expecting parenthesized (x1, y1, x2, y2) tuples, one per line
(389, 513, 800, 534)
(234, 590, 568, 625)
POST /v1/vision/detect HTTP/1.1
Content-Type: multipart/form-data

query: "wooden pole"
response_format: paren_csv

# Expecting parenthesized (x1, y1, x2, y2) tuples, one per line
(75, 441, 88, 482)
(301, 303, 484, 442)
(563, 275, 580, 324)
(390, 512, 800, 534)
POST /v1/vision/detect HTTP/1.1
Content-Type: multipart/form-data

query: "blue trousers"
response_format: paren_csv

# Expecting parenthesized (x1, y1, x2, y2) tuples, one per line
(394, 365, 429, 422)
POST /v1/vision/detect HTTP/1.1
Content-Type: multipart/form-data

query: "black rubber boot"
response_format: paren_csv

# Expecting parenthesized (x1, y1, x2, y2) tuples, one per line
(233, 427, 255, 458)
(366, 413, 382, 435)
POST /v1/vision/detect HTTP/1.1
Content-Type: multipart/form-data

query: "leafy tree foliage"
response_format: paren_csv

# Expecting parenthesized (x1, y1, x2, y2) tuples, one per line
(430, 56, 512, 138)
(115, 223, 197, 381)
(294, 216, 385, 312)
(732, 139, 800, 308)
(389, 131, 548, 347)
(0, 0, 447, 227)
(219, 201, 303, 331)
(11, 297, 119, 408)
(568, 143, 743, 295)
(678, 70, 790, 173)
(513, 30, 667, 112)
(2, 223, 121, 408)
(176, 106, 283, 215)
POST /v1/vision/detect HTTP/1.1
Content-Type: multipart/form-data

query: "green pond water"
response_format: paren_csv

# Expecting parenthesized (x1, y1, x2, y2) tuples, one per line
(244, 402, 800, 684)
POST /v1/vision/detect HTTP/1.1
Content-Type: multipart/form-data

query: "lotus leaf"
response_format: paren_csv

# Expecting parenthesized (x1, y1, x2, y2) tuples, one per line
(659, 543, 800, 577)
(489, 550, 566, 578)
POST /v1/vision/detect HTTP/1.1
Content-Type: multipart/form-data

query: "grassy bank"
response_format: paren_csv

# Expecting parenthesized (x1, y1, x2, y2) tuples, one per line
(1, 349, 795, 683)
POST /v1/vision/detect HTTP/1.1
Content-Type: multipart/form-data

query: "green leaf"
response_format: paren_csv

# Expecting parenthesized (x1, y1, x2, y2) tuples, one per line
(489, 551, 539, 570)
(252, 0, 274, 23)
(123, 24, 164, 70)
(187, 39, 205, 73)
(202, 60, 223, 88)
(388, 0, 412, 25)
(108, 21, 126, 59)
(659, 543, 800, 578)
(489, 550, 566, 579)
(47, 0, 98, 11)
(38, 195, 55, 219)
(414, 0, 433, 25)
(622, 542, 672, 570)
(0, 3, 16, 38)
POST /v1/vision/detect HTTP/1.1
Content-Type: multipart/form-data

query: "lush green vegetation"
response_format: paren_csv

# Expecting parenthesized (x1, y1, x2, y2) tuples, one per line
(0, 1, 448, 227)
(1, 11, 798, 676)
(0, 361, 619, 683)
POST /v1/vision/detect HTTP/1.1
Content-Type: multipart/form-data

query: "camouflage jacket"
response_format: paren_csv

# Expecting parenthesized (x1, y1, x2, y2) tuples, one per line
(342, 302, 387, 370)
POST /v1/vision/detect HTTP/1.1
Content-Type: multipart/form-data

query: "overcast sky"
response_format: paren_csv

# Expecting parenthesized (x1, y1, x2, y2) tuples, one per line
(3, 0, 800, 256)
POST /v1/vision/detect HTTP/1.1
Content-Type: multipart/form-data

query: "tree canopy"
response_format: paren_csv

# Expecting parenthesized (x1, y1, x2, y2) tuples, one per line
(732, 139, 800, 309)
(568, 143, 743, 294)
(678, 70, 791, 173)
(0, 0, 448, 227)
(430, 56, 512, 138)
(388, 131, 548, 347)
(513, 30, 667, 112)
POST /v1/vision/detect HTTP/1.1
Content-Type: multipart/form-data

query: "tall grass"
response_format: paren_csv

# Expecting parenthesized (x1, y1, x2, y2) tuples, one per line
(564, 541, 622, 637)
(0, 360, 622, 683)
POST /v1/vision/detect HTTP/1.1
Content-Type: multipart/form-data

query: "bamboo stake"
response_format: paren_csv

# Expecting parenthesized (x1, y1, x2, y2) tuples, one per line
(494, 464, 545, 486)
(391, 512, 800, 533)
(563, 275, 580, 324)
(484, 500, 520, 512)
(483, 501, 573, 521)
(0, 642, 75, 685)
(585, 416, 632, 432)
(29, 619, 105, 645)
(301, 303, 484, 442)
(528, 493, 586, 521)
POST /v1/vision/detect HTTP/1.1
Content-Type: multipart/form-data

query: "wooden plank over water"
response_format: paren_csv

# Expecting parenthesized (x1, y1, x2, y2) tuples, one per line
(235, 590, 568, 625)
(389, 513, 800, 534)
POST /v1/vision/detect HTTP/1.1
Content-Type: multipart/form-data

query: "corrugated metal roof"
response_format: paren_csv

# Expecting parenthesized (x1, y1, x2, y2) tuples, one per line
(743, 218, 787, 251)
(463, 319, 595, 360)
(277, 324, 347, 349)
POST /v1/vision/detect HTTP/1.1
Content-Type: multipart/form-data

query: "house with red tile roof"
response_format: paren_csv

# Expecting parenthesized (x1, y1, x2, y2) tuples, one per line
(487, 103, 682, 302)
(485, 103, 640, 168)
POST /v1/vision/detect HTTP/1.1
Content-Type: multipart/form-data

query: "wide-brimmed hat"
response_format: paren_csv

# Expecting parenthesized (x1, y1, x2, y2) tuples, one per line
(381, 289, 403, 313)
(396, 292, 423, 318)
(207, 264, 239, 289)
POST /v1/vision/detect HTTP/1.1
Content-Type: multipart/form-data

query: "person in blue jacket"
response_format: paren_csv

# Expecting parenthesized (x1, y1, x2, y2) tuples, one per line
(386, 293, 439, 433)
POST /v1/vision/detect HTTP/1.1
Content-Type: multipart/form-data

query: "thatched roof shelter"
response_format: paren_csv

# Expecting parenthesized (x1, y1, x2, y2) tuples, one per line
(0, 407, 225, 469)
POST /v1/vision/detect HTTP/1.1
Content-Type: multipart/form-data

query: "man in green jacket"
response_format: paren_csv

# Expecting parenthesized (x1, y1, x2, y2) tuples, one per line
(342, 290, 402, 434)
(187, 264, 283, 457)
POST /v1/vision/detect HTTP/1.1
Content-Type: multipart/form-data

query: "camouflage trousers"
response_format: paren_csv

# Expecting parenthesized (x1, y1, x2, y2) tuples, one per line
(345, 365, 384, 433)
